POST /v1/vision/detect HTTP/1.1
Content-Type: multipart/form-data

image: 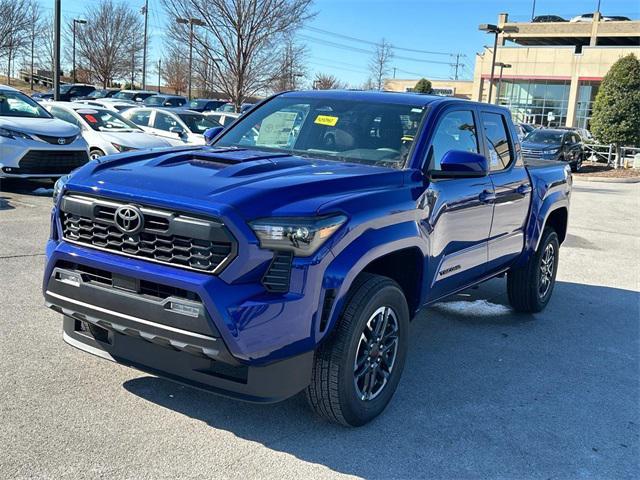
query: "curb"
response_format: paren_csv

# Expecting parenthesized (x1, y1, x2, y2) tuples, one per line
(574, 176, 640, 184)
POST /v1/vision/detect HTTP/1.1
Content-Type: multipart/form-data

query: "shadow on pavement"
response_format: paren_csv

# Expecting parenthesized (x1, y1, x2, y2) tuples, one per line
(123, 279, 639, 478)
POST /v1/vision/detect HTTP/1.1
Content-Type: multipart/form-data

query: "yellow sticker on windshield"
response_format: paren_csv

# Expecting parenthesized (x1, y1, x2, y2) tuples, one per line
(314, 115, 339, 126)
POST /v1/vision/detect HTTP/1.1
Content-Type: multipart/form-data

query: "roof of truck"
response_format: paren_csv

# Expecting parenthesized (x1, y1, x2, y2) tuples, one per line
(280, 89, 456, 107)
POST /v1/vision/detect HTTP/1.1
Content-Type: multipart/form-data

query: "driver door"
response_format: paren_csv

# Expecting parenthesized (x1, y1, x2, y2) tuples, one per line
(419, 107, 495, 302)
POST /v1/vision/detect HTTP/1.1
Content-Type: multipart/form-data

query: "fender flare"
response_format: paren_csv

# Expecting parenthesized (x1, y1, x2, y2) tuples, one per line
(318, 220, 427, 339)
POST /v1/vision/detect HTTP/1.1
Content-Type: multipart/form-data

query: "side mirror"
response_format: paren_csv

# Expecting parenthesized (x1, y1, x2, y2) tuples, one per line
(430, 150, 489, 178)
(203, 126, 224, 145)
(169, 126, 185, 136)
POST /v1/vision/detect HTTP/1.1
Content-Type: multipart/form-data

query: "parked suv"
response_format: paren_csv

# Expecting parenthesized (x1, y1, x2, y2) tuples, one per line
(143, 95, 188, 108)
(522, 128, 583, 171)
(44, 91, 571, 426)
(32, 84, 95, 102)
(0, 85, 89, 178)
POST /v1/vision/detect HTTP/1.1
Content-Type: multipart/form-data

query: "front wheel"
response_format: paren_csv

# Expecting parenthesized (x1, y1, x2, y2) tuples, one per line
(306, 273, 409, 426)
(89, 149, 105, 160)
(507, 227, 560, 313)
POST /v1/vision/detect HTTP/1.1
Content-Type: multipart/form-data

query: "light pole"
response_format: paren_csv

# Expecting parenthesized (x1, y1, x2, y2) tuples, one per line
(141, 0, 149, 89)
(53, 0, 61, 100)
(72, 19, 87, 83)
(479, 23, 518, 103)
(495, 62, 511, 104)
(176, 17, 205, 100)
(531, 0, 536, 21)
(157, 59, 161, 93)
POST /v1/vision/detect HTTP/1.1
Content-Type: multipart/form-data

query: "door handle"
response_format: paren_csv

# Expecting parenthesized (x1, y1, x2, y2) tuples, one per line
(516, 184, 532, 195)
(479, 190, 496, 203)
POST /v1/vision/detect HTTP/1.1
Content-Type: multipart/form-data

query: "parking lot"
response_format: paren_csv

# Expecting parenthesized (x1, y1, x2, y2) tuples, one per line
(0, 179, 638, 479)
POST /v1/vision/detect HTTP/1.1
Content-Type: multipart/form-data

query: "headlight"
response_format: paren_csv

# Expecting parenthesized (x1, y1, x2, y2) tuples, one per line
(52, 175, 69, 205)
(111, 143, 137, 152)
(0, 127, 33, 140)
(249, 215, 347, 256)
(544, 148, 560, 155)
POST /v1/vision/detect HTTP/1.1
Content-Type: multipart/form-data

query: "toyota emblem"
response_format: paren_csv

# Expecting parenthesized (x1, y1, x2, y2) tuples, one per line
(114, 205, 144, 234)
(57, 138, 66, 145)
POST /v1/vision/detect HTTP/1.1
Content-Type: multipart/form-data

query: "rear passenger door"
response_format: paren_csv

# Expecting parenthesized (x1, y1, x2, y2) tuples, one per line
(480, 110, 532, 271)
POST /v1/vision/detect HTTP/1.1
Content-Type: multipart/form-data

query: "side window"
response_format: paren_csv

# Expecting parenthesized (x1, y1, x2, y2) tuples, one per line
(481, 112, 513, 171)
(49, 107, 80, 127)
(154, 111, 178, 131)
(427, 110, 479, 171)
(129, 109, 151, 127)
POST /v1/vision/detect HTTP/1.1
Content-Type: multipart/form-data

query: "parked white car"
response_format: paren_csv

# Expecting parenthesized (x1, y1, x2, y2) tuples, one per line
(569, 13, 630, 22)
(44, 102, 173, 159)
(121, 107, 222, 146)
(204, 111, 240, 127)
(73, 98, 137, 113)
(0, 85, 89, 178)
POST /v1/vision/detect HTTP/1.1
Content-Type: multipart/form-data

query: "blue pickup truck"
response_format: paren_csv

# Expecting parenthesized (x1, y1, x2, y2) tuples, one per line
(43, 91, 571, 426)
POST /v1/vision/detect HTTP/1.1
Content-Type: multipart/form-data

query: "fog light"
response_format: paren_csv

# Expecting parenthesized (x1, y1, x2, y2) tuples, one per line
(168, 301, 200, 317)
(58, 271, 81, 287)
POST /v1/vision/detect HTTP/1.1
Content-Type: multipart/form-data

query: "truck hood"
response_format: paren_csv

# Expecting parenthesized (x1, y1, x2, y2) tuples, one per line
(522, 141, 560, 151)
(0, 117, 80, 136)
(66, 146, 406, 218)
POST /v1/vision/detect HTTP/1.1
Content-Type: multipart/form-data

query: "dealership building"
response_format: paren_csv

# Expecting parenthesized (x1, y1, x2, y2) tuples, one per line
(472, 12, 640, 129)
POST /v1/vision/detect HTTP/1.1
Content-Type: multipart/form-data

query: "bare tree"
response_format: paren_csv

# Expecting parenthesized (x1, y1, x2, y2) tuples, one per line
(369, 38, 394, 90)
(161, 43, 188, 94)
(0, 0, 35, 84)
(271, 36, 307, 93)
(73, 0, 143, 88)
(161, 0, 314, 110)
(313, 72, 347, 90)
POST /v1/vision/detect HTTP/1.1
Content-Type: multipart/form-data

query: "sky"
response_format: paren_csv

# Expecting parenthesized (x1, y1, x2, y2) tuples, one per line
(36, 0, 640, 87)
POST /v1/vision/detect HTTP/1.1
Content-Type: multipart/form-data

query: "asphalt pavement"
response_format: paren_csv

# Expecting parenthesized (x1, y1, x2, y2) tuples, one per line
(0, 178, 638, 480)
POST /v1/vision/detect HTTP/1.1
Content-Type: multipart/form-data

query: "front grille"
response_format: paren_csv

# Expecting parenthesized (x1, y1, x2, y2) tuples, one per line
(18, 150, 89, 174)
(36, 134, 78, 145)
(59, 194, 237, 274)
(262, 251, 293, 292)
(521, 148, 544, 159)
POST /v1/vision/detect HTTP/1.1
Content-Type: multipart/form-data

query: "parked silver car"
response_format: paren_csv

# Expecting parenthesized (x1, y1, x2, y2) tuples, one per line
(44, 102, 172, 159)
(0, 85, 89, 178)
(121, 107, 222, 146)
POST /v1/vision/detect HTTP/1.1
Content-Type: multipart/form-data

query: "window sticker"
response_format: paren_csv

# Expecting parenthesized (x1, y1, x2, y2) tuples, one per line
(314, 115, 339, 127)
(256, 111, 298, 146)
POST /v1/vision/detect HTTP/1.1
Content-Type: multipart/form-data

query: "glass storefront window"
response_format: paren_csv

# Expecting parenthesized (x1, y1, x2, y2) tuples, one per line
(495, 79, 571, 127)
(576, 81, 600, 131)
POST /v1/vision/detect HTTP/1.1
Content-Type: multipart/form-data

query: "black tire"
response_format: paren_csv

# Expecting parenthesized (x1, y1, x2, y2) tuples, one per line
(306, 273, 409, 426)
(90, 149, 105, 160)
(507, 227, 560, 313)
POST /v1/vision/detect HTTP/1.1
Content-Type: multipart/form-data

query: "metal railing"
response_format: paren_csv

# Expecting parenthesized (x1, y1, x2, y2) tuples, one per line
(584, 143, 640, 169)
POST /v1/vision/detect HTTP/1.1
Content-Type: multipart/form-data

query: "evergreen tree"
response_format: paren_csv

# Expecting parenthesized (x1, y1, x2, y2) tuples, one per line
(590, 54, 640, 166)
(413, 78, 433, 94)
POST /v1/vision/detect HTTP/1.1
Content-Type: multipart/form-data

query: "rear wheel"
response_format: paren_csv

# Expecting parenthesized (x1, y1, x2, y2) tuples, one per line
(306, 273, 409, 426)
(507, 227, 559, 313)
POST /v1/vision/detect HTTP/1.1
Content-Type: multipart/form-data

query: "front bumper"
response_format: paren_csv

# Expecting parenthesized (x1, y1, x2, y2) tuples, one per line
(44, 263, 314, 402)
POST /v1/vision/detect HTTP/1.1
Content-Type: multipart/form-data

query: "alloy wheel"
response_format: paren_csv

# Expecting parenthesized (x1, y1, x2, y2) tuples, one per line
(353, 306, 399, 401)
(539, 242, 555, 298)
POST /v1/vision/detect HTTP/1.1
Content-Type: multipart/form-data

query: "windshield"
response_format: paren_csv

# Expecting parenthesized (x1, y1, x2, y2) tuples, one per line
(87, 89, 108, 99)
(113, 91, 135, 100)
(0, 90, 52, 118)
(76, 108, 141, 132)
(177, 113, 220, 134)
(214, 96, 427, 168)
(143, 96, 166, 106)
(524, 130, 564, 144)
